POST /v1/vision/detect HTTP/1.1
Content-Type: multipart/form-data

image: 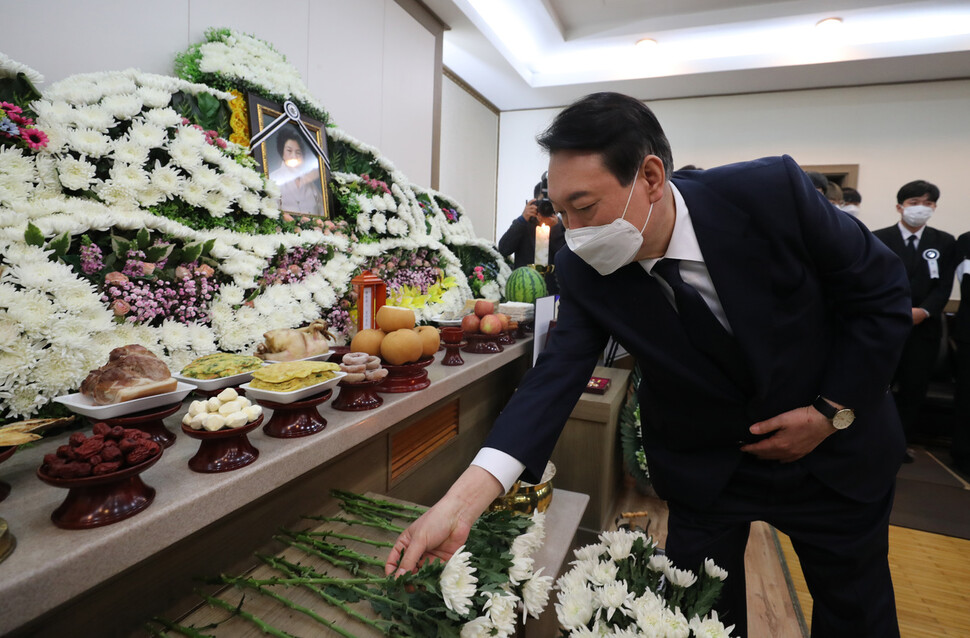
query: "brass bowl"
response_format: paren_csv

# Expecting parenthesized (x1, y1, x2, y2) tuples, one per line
(488, 479, 554, 515)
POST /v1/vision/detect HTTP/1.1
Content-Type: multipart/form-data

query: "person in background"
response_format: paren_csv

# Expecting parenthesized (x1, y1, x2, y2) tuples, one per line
(496, 179, 566, 293)
(805, 170, 829, 194)
(873, 180, 956, 463)
(825, 181, 843, 208)
(841, 187, 862, 217)
(950, 232, 970, 475)
(388, 92, 910, 638)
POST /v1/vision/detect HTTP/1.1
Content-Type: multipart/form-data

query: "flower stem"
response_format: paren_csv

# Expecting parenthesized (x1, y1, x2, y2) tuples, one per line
(303, 514, 405, 534)
(279, 528, 385, 567)
(275, 535, 385, 577)
(201, 593, 297, 638)
(147, 617, 214, 638)
(331, 489, 426, 517)
(303, 529, 395, 548)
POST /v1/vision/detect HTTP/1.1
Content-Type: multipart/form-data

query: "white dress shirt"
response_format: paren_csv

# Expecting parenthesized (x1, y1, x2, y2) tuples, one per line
(897, 221, 925, 249)
(471, 182, 731, 492)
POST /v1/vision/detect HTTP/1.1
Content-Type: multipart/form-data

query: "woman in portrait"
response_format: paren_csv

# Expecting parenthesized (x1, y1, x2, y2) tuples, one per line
(269, 126, 324, 216)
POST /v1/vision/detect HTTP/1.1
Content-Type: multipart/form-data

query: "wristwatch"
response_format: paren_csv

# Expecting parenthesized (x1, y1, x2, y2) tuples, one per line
(812, 395, 855, 430)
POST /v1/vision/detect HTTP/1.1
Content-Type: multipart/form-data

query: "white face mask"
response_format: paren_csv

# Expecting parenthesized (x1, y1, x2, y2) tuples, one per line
(840, 203, 860, 216)
(902, 204, 934, 227)
(564, 175, 652, 276)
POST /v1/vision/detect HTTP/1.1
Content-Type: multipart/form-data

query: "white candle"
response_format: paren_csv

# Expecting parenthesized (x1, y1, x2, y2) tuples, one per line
(535, 223, 550, 266)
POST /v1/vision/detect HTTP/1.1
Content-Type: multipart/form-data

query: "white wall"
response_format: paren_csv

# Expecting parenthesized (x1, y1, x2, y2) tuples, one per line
(439, 76, 499, 240)
(497, 80, 970, 244)
(0, 0, 437, 186)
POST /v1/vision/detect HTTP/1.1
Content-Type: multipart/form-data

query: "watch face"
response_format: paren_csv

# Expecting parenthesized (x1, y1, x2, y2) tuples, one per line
(833, 409, 855, 430)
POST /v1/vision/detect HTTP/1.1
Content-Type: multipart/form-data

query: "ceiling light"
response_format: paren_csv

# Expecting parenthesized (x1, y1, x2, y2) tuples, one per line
(815, 17, 843, 30)
(636, 38, 658, 48)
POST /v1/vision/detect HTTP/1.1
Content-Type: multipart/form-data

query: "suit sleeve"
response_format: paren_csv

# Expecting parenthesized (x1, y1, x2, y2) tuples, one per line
(919, 231, 957, 317)
(481, 252, 610, 483)
(497, 216, 529, 258)
(780, 156, 912, 411)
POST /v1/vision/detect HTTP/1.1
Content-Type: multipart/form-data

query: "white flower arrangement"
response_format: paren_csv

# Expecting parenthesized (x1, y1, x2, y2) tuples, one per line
(0, 52, 43, 85)
(555, 528, 736, 637)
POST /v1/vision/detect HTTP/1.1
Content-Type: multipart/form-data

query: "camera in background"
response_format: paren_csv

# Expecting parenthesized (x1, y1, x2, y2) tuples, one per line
(533, 172, 556, 222)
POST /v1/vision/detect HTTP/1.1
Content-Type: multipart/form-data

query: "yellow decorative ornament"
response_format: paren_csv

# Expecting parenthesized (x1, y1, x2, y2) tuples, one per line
(228, 89, 250, 147)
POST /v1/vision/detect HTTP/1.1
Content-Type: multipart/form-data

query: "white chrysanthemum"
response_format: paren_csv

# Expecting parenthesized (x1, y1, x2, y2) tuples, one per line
(108, 162, 150, 192)
(521, 569, 554, 621)
(0, 313, 22, 345)
(127, 120, 168, 148)
(356, 213, 371, 234)
(199, 143, 225, 165)
(203, 190, 231, 217)
(480, 281, 501, 300)
(181, 179, 208, 207)
(371, 212, 387, 234)
(70, 128, 113, 157)
(217, 284, 246, 306)
(33, 100, 73, 122)
(483, 591, 518, 635)
(100, 74, 137, 96)
(236, 190, 261, 214)
(216, 172, 245, 201)
(100, 93, 143, 119)
(588, 560, 619, 587)
(176, 125, 207, 147)
(168, 139, 204, 170)
(703, 558, 728, 582)
(664, 565, 697, 589)
(688, 610, 734, 638)
(262, 177, 281, 200)
(597, 580, 635, 622)
(112, 140, 150, 166)
(72, 105, 116, 132)
(440, 546, 478, 617)
(647, 554, 671, 573)
(187, 323, 217, 353)
(144, 107, 182, 128)
(555, 586, 595, 631)
(138, 87, 171, 109)
(56, 156, 98, 191)
(509, 553, 535, 585)
(574, 543, 606, 564)
(600, 531, 635, 562)
(159, 319, 191, 352)
(0, 147, 34, 181)
(30, 348, 87, 396)
(147, 161, 183, 196)
(0, 340, 39, 386)
(0, 174, 33, 205)
(459, 616, 494, 638)
(2, 383, 48, 418)
(0, 52, 44, 84)
(3, 289, 54, 327)
(662, 607, 691, 638)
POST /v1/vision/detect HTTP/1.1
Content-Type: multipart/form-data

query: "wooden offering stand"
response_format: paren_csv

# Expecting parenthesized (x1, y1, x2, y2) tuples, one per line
(180, 415, 264, 473)
(256, 389, 333, 438)
(0, 446, 15, 503)
(497, 330, 515, 346)
(462, 332, 503, 355)
(35, 450, 162, 530)
(440, 327, 465, 366)
(331, 378, 384, 411)
(99, 402, 182, 448)
(377, 356, 433, 393)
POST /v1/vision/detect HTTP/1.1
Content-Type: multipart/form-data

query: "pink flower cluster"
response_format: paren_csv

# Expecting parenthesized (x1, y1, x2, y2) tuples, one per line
(324, 307, 353, 337)
(442, 207, 459, 223)
(0, 102, 48, 150)
(80, 242, 105, 275)
(360, 174, 391, 195)
(260, 244, 334, 286)
(100, 262, 219, 325)
(473, 265, 485, 281)
(367, 249, 441, 294)
(180, 118, 227, 149)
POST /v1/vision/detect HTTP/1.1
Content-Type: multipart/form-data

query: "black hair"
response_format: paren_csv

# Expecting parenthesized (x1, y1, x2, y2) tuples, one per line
(805, 171, 829, 193)
(276, 126, 306, 159)
(842, 187, 861, 204)
(897, 180, 939, 204)
(537, 92, 673, 185)
(677, 164, 701, 171)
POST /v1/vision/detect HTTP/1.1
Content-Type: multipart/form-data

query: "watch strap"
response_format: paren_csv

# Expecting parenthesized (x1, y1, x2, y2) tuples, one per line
(812, 395, 838, 420)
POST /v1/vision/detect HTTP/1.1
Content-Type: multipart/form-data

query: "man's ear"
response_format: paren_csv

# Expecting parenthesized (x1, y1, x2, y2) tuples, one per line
(641, 155, 666, 201)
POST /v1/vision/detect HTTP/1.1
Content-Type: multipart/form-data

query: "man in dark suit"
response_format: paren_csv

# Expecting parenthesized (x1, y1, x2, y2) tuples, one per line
(873, 181, 955, 462)
(386, 93, 911, 637)
(949, 232, 970, 474)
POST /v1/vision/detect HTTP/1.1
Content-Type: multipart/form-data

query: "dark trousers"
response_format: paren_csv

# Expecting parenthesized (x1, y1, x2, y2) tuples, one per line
(952, 341, 970, 468)
(664, 456, 898, 638)
(892, 325, 941, 442)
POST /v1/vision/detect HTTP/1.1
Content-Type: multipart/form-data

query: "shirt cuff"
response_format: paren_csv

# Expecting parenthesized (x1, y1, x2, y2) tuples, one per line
(471, 447, 525, 494)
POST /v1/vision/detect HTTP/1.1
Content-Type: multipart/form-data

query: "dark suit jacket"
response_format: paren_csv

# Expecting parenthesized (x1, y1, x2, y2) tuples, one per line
(872, 224, 956, 340)
(484, 155, 911, 509)
(953, 232, 970, 343)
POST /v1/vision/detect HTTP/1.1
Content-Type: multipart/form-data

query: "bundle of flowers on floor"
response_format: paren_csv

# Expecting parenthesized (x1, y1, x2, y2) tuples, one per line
(146, 490, 554, 638)
(555, 527, 735, 637)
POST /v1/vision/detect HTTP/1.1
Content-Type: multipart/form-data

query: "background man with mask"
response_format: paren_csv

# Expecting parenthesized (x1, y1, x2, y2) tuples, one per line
(874, 180, 956, 463)
(385, 92, 911, 638)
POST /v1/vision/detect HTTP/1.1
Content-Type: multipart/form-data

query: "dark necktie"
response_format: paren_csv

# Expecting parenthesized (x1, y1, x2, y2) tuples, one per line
(905, 235, 918, 274)
(651, 258, 752, 389)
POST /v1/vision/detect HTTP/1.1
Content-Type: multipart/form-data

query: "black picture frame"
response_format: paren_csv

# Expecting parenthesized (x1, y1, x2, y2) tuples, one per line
(246, 94, 331, 219)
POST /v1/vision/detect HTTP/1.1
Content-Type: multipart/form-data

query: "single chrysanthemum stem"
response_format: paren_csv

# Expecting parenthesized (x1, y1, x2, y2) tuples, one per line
(278, 529, 385, 567)
(201, 594, 297, 638)
(147, 617, 214, 638)
(302, 529, 395, 548)
(303, 514, 405, 534)
(221, 575, 361, 638)
(331, 489, 426, 518)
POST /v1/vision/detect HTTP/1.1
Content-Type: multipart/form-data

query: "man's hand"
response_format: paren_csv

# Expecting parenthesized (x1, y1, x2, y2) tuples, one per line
(385, 465, 504, 576)
(912, 307, 928, 325)
(740, 405, 836, 462)
(522, 200, 539, 223)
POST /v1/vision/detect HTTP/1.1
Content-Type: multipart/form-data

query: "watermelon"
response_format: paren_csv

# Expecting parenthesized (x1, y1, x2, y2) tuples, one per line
(505, 267, 547, 303)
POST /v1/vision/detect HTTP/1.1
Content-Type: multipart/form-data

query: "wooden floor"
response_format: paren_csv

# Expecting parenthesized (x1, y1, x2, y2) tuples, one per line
(613, 480, 970, 637)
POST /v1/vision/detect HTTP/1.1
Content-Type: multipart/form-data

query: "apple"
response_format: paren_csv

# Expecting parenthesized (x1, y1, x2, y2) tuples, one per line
(474, 300, 495, 318)
(461, 314, 481, 334)
(480, 314, 503, 335)
(494, 313, 510, 332)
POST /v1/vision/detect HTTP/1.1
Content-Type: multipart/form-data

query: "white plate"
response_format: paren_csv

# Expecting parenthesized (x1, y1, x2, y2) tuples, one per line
(430, 315, 463, 326)
(240, 371, 346, 405)
(173, 368, 262, 392)
(257, 351, 332, 363)
(53, 382, 195, 419)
